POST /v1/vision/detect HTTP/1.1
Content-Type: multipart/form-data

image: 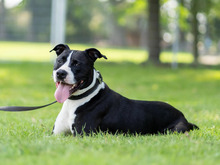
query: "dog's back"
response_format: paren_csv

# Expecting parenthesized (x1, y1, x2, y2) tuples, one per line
(74, 84, 199, 135)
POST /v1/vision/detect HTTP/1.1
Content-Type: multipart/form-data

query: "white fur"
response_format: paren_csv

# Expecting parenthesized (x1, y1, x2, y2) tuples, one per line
(53, 51, 76, 84)
(53, 71, 105, 135)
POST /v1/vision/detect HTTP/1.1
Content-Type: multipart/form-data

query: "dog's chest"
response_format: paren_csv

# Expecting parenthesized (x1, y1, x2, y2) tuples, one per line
(53, 82, 105, 135)
(53, 99, 86, 135)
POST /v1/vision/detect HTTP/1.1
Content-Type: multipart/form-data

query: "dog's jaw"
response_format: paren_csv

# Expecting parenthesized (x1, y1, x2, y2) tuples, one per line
(54, 81, 84, 103)
(54, 69, 101, 103)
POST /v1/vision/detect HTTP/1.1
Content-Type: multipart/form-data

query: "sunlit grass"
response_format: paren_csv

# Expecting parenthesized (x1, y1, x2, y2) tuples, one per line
(0, 63, 220, 165)
(0, 41, 193, 63)
(0, 42, 219, 165)
(160, 51, 194, 63)
(0, 42, 52, 62)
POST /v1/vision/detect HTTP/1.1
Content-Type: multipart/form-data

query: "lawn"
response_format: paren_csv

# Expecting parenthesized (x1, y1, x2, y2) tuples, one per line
(0, 42, 219, 165)
(0, 41, 193, 63)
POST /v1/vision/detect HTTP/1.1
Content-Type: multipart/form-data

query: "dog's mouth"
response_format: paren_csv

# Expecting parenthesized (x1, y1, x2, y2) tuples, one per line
(54, 80, 84, 103)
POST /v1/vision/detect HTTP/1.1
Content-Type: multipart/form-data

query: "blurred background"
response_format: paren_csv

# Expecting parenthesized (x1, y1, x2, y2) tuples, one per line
(0, 0, 220, 66)
(0, 2, 219, 164)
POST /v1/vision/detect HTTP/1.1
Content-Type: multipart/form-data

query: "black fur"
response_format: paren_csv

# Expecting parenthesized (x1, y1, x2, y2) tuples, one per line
(73, 84, 199, 135)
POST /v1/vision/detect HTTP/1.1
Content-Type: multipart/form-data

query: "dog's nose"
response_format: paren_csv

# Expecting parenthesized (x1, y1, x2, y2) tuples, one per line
(56, 70, 67, 80)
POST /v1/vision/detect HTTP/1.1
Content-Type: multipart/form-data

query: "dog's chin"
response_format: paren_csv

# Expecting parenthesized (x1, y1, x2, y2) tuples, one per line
(54, 80, 84, 103)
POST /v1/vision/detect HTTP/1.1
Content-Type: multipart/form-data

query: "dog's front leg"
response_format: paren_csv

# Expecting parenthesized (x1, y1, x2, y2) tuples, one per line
(72, 122, 98, 137)
(52, 107, 71, 135)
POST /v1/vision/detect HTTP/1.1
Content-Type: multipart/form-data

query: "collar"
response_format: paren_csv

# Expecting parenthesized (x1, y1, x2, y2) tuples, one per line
(68, 70, 103, 100)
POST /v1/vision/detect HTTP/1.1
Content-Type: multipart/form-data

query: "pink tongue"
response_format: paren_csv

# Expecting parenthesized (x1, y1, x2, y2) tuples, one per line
(55, 83, 72, 103)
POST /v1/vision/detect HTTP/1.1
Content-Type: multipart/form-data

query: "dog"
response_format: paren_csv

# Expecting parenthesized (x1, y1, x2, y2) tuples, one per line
(50, 44, 199, 136)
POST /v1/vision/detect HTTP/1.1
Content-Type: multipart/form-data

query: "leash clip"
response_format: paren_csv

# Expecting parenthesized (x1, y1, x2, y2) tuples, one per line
(96, 71, 103, 84)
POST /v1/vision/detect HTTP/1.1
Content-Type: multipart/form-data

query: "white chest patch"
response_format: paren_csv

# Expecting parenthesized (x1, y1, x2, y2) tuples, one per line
(52, 80, 105, 135)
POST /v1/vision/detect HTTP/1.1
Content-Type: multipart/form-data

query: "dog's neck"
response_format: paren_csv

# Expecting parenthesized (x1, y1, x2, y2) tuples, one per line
(68, 69, 103, 100)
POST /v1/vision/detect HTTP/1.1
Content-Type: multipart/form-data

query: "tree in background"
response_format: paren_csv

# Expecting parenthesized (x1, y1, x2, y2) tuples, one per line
(190, 0, 199, 64)
(104, 0, 147, 47)
(0, 0, 6, 40)
(183, 0, 219, 64)
(147, 0, 161, 64)
(1, 0, 220, 66)
(65, 0, 147, 46)
(65, 0, 97, 43)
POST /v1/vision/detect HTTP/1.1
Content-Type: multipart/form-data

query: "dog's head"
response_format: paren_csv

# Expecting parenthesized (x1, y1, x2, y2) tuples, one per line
(50, 44, 107, 103)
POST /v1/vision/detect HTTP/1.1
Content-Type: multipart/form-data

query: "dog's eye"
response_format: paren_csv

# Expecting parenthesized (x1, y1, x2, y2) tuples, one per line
(58, 56, 66, 63)
(72, 60, 79, 66)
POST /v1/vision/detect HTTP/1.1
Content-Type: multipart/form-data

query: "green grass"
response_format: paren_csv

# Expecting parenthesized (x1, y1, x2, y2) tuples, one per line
(0, 42, 219, 165)
(0, 41, 193, 63)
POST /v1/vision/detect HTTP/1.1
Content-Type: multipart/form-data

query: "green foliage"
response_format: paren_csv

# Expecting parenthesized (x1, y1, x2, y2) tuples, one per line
(184, 0, 220, 42)
(211, 0, 220, 17)
(179, 5, 190, 31)
(1, 0, 220, 49)
(66, 0, 103, 43)
(112, 0, 147, 29)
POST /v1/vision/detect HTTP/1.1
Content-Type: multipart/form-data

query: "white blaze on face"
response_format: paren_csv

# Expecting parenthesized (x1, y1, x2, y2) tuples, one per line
(53, 51, 76, 84)
(53, 51, 76, 103)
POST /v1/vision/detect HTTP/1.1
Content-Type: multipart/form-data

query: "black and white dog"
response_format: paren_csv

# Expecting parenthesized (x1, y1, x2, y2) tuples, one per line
(50, 44, 199, 136)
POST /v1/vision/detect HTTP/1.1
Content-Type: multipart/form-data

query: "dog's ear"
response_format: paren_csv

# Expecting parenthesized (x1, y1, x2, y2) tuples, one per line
(50, 44, 70, 56)
(85, 48, 107, 62)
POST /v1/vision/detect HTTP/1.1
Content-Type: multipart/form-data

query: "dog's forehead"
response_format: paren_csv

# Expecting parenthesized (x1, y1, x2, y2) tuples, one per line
(71, 50, 84, 57)
(70, 50, 88, 61)
(56, 49, 87, 60)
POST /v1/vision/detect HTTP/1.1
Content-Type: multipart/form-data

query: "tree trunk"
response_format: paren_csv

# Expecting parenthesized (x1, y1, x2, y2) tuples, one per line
(0, 0, 6, 40)
(191, 0, 199, 64)
(147, 0, 161, 64)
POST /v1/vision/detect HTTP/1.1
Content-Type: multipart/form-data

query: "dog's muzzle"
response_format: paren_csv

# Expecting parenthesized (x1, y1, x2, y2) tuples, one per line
(56, 69, 68, 81)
